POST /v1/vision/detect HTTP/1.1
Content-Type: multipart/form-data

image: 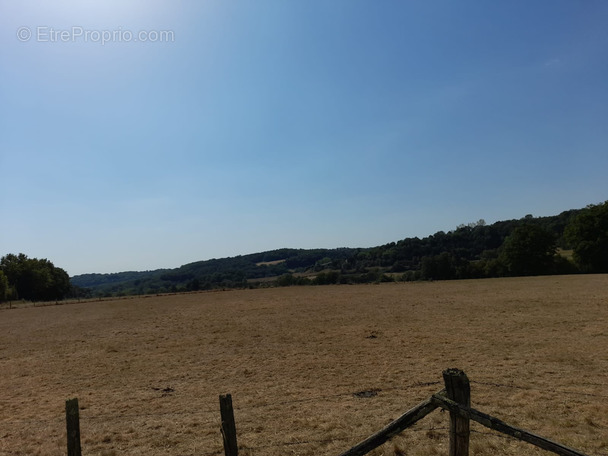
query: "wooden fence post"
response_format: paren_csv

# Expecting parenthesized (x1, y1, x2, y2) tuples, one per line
(219, 394, 238, 456)
(65, 398, 82, 456)
(443, 368, 470, 456)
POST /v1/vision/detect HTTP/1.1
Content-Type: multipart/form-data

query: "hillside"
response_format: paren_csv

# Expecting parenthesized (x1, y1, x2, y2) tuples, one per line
(71, 248, 361, 296)
(70, 207, 585, 297)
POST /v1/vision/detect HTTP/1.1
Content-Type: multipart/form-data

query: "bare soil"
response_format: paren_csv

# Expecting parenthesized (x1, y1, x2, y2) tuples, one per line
(1, 275, 607, 456)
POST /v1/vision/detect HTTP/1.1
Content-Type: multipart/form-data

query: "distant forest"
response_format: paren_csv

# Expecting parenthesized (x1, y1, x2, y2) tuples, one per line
(68, 201, 607, 298)
(1, 201, 607, 302)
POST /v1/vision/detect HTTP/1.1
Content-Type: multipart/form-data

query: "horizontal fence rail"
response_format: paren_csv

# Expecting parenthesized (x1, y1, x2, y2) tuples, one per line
(337, 395, 441, 456)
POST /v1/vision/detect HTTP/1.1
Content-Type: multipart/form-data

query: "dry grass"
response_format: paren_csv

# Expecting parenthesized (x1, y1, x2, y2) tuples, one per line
(254, 260, 286, 266)
(1, 275, 607, 456)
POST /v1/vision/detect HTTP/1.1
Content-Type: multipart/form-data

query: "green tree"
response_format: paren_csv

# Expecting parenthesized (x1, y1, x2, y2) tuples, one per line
(0, 253, 71, 301)
(499, 225, 556, 276)
(276, 273, 295, 287)
(0, 253, 26, 287)
(564, 201, 608, 272)
(0, 270, 9, 302)
(421, 252, 456, 280)
(313, 271, 340, 285)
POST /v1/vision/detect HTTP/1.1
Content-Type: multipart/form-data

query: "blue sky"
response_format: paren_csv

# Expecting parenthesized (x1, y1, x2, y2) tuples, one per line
(1, 1, 607, 276)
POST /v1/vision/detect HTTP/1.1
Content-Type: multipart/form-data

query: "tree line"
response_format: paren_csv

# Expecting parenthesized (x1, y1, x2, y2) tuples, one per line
(317, 201, 606, 283)
(2, 201, 607, 302)
(70, 201, 608, 297)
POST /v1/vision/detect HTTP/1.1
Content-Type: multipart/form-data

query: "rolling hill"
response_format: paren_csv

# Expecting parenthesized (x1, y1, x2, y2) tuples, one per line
(70, 207, 584, 297)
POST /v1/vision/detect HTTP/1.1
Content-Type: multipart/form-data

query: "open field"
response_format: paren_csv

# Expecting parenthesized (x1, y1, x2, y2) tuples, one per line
(1, 275, 608, 456)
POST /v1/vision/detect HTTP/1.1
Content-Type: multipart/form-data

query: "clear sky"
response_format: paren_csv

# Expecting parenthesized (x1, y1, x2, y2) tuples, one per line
(1, 1, 607, 276)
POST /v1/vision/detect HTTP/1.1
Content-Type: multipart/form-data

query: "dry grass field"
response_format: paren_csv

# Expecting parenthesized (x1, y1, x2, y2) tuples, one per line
(1, 274, 608, 456)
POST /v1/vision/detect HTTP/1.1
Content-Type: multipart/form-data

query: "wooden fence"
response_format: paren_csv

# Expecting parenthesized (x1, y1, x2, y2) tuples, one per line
(64, 368, 592, 456)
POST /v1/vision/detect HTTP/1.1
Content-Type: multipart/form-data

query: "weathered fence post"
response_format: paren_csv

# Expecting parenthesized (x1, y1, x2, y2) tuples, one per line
(219, 394, 238, 456)
(65, 398, 82, 456)
(443, 368, 470, 456)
